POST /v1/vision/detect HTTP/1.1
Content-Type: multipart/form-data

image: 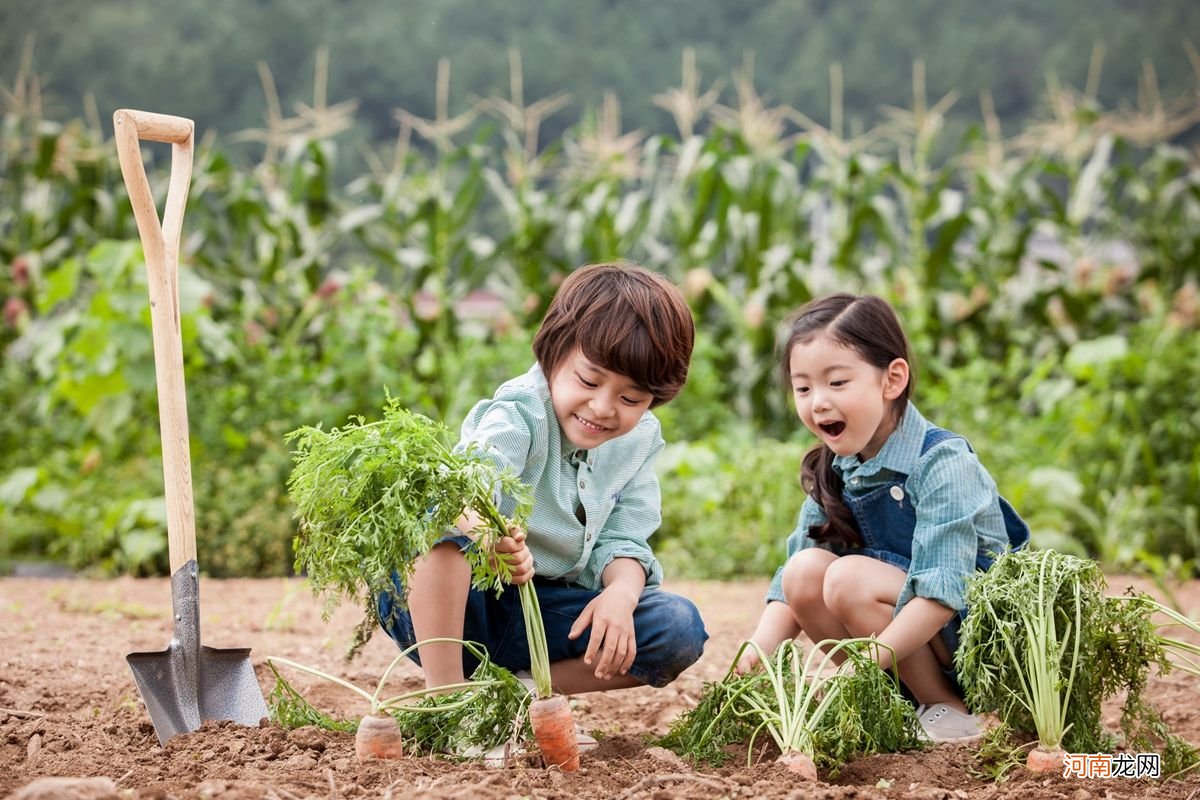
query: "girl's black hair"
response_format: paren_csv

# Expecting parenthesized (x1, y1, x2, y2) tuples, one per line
(778, 293, 913, 549)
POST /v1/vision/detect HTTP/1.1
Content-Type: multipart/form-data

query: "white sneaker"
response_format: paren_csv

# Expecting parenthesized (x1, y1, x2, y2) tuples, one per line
(916, 703, 984, 744)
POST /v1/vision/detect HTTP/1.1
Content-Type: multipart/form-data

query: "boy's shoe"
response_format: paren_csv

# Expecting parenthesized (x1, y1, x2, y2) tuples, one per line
(915, 703, 984, 744)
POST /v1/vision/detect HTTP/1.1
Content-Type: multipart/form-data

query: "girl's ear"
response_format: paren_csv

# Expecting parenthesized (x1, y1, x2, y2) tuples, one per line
(882, 358, 910, 400)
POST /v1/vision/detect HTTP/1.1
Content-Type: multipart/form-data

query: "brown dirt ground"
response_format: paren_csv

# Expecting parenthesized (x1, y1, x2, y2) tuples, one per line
(1, 575, 1198, 799)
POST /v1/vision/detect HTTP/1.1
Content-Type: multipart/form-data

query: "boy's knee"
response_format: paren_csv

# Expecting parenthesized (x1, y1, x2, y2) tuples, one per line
(637, 594, 708, 686)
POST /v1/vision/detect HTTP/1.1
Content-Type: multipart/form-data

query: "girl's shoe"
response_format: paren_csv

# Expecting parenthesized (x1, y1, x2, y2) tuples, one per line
(915, 703, 984, 744)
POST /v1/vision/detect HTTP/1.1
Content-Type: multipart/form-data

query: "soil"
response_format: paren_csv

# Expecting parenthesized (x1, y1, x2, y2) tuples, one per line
(2, 574, 1198, 799)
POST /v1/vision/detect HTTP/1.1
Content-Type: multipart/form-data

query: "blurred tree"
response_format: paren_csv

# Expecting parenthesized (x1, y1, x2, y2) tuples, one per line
(1, 0, 1196, 159)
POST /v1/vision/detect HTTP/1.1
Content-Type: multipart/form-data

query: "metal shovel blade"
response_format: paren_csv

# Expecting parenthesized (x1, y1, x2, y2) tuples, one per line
(127, 560, 268, 745)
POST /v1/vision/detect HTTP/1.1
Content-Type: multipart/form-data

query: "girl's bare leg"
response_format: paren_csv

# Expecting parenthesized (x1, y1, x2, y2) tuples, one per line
(821, 555, 963, 709)
(781, 549, 854, 661)
(407, 541, 471, 689)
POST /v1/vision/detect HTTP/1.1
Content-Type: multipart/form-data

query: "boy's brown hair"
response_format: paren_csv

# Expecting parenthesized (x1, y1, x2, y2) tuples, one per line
(533, 262, 694, 407)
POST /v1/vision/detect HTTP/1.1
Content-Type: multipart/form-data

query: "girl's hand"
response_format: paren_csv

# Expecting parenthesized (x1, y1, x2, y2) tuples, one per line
(734, 647, 762, 676)
(493, 525, 534, 585)
(568, 586, 639, 680)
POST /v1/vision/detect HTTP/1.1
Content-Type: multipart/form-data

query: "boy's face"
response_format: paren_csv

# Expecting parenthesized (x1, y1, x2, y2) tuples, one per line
(548, 348, 653, 449)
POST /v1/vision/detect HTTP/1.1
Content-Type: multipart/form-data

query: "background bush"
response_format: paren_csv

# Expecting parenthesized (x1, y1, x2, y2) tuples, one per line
(2, 49, 1198, 580)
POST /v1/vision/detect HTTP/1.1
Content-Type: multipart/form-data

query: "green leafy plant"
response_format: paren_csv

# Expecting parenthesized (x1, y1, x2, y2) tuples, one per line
(285, 397, 533, 655)
(267, 638, 531, 760)
(286, 397, 577, 769)
(958, 548, 1199, 774)
(660, 638, 923, 779)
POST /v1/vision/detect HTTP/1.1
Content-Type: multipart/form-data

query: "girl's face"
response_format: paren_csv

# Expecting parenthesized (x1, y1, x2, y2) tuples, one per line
(788, 334, 909, 461)
(548, 348, 653, 449)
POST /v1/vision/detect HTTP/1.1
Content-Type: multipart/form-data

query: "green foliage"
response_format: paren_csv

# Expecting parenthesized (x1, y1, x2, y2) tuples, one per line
(3, 47, 1200, 581)
(392, 659, 533, 757)
(267, 643, 533, 756)
(285, 399, 533, 640)
(957, 548, 1176, 754)
(6, 1, 1199, 159)
(655, 434, 808, 580)
(659, 638, 923, 775)
(266, 661, 358, 734)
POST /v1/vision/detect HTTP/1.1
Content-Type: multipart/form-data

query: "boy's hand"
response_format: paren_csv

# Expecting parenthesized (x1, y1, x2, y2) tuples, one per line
(568, 586, 638, 680)
(493, 525, 534, 585)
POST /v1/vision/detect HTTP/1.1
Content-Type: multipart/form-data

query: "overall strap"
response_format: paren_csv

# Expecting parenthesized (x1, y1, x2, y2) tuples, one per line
(921, 426, 1030, 552)
(920, 426, 969, 455)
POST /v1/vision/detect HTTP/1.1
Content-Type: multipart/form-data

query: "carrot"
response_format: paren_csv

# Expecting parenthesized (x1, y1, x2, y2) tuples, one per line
(1026, 746, 1066, 773)
(777, 751, 818, 780)
(355, 711, 404, 761)
(528, 695, 580, 771)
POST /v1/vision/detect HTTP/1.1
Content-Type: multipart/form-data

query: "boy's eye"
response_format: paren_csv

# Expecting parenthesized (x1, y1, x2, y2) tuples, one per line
(577, 374, 598, 388)
(830, 380, 847, 388)
(621, 395, 647, 406)
(793, 385, 809, 395)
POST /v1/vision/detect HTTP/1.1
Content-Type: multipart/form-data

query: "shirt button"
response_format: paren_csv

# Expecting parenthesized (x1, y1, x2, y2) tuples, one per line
(579, 480, 586, 489)
(849, 477, 859, 485)
(890, 486, 905, 501)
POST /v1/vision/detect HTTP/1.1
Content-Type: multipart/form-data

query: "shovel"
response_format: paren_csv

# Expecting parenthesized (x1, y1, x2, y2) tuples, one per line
(114, 109, 269, 745)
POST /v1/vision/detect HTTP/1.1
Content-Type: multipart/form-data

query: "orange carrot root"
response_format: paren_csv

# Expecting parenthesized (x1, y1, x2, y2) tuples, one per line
(778, 751, 818, 780)
(1026, 746, 1066, 773)
(529, 694, 580, 772)
(356, 712, 404, 761)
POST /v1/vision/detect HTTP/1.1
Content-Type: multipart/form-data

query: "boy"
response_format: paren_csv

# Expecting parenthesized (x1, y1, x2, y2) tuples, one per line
(377, 262, 707, 754)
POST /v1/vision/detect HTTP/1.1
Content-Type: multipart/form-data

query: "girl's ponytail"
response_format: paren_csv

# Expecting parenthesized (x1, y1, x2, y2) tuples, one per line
(800, 444, 861, 549)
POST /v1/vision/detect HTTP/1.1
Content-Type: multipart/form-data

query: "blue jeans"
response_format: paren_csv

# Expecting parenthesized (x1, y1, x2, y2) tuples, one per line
(376, 537, 708, 688)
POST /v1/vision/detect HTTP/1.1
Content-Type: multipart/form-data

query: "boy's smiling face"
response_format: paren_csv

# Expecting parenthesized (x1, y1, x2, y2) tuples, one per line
(548, 348, 653, 450)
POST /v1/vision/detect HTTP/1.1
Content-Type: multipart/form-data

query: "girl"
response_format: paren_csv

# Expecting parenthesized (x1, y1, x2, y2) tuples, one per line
(738, 293, 1028, 744)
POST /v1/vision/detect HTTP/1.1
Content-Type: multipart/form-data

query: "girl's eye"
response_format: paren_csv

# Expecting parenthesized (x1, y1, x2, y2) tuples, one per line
(793, 386, 809, 395)
(621, 396, 646, 406)
(578, 375, 598, 388)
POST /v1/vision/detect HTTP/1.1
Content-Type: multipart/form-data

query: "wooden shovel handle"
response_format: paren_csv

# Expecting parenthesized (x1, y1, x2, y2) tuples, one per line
(113, 109, 197, 574)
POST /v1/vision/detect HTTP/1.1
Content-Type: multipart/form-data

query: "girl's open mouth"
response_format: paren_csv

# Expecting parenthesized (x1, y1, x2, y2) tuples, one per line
(819, 421, 846, 437)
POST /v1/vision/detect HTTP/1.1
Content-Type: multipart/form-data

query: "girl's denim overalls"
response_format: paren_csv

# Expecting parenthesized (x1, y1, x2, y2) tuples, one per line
(843, 427, 1030, 663)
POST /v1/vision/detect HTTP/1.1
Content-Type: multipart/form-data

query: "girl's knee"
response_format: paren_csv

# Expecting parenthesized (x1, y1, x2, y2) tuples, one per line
(781, 550, 832, 607)
(820, 557, 860, 615)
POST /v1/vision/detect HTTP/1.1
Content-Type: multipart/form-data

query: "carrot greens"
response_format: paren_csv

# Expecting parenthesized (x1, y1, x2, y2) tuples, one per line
(660, 638, 922, 776)
(285, 397, 533, 657)
(267, 639, 533, 756)
(957, 548, 1199, 774)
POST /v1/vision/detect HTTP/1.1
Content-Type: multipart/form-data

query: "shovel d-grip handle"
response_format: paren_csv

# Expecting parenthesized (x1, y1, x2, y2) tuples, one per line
(114, 109, 197, 574)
